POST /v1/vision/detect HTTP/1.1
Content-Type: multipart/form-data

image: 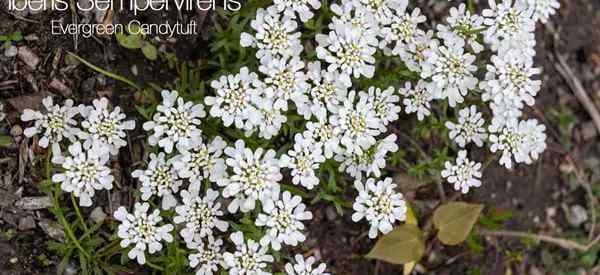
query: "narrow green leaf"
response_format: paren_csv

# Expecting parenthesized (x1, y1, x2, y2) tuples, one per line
(366, 224, 425, 264)
(433, 202, 483, 245)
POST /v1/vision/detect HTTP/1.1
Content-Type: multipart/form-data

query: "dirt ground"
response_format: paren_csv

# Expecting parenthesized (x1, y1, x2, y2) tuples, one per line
(1, 0, 600, 274)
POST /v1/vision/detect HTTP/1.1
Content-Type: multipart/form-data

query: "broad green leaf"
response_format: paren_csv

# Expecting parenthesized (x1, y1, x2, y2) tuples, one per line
(141, 43, 157, 60)
(433, 202, 483, 245)
(366, 224, 425, 264)
(115, 32, 142, 49)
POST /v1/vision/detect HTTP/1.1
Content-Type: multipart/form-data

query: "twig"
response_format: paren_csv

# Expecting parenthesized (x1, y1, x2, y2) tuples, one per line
(546, 23, 600, 137)
(0, 10, 39, 23)
(480, 229, 600, 252)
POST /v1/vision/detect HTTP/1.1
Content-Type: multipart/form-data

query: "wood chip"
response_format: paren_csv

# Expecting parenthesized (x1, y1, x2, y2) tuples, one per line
(15, 196, 53, 210)
(17, 46, 40, 69)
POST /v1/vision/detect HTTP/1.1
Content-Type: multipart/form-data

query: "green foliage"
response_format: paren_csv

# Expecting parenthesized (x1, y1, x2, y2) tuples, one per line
(366, 224, 425, 264)
(0, 31, 22, 49)
(433, 202, 483, 245)
(478, 207, 513, 230)
(116, 23, 158, 61)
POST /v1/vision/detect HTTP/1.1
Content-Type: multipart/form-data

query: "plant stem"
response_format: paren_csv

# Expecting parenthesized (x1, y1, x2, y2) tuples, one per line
(71, 194, 90, 234)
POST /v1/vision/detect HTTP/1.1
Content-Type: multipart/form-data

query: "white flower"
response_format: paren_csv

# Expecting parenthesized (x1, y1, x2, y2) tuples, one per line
(188, 236, 224, 275)
(306, 61, 350, 121)
(303, 119, 342, 159)
(399, 30, 436, 72)
(174, 187, 228, 245)
(337, 134, 398, 180)
(330, 90, 383, 155)
(256, 190, 313, 251)
(480, 50, 541, 113)
(284, 254, 329, 275)
(489, 118, 546, 169)
(219, 140, 282, 213)
(21, 96, 81, 158)
(482, 0, 536, 56)
(273, 0, 321, 22)
(445, 106, 487, 148)
(352, 177, 407, 239)
(361, 86, 401, 130)
(132, 153, 182, 210)
(0, 101, 5, 122)
(52, 141, 113, 207)
(437, 3, 485, 53)
(280, 134, 325, 190)
(356, 0, 398, 24)
(206, 67, 262, 130)
(441, 150, 482, 193)
(79, 97, 135, 155)
(223, 231, 274, 275)
(330, 0, 378, 34)
(527, 0, 560, 23)
(260, 56, 309, 113)
(251, 98, 288, 140)
(421, 39, 478, 107)
(316, 21, 378, 84)
(143, 90, 206, 153)
(172, 136, 227, 185)
(240, 7, 303, 63)
(399, 80, 434, 121)
(114, 202, 174, 265)
(379, 2, 427, 56)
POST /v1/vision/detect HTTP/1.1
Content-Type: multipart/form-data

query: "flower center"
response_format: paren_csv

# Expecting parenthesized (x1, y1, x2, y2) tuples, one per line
(340, 42, 362, 66)
(272, 70, 296, 96)
(224, 84, 250, 113)
(77, 161, 99, 183)
(265, 26, 290, 50)
(349, 112, 367, 135)
(274, 208, 294, 231)
(166, 109, 193, 137)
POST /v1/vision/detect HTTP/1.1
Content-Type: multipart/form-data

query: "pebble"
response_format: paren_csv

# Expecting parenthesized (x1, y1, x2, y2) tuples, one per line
(90, 207, 106, 224)
(10, 125, 23, 137)
(49, 78, 73, 97)
(17, 216, 36, 231)
(567, 204, 588, 227)
(38, 219, 65, 241)
(580, 121, 598, 141)
(17, 46, 40, 69)
(325, 206, 337, 221)
(4, 45, 18, 58)
(15, 196, 53, 210)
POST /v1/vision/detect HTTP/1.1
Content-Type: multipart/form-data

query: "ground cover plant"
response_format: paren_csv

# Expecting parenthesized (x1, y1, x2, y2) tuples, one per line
(9, 0, 600, 274)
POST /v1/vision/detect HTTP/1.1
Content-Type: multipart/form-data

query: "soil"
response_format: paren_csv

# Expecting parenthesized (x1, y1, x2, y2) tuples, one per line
(1, 0, 600, 274)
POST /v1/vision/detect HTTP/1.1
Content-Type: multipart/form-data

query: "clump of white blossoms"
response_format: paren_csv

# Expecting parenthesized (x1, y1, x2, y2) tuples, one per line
(188, 236, 224, 275)
(379, 1, 427, 56)
(256, 190, 313, 251)
(284, 255, 330, 275)
(527, 0, 560, 23)
(362, 86, 401, 130)
(252, 98, 289, 139)
(329, 0, 378, 34)
(206, 67, 262, 130)
(21, 96, 81, 157)
(259, 56, 309, 114)
(52, 141, 113, 207)
(441, 150, 482, 194)
(421, 39, 478, 107)
(489, 118, 547, 169)
(352, 177, 407, 239)
(223, 231, 274, 275)
(174, 187, 228, 245)
(280, 134, 325, 190)
(437, 3, 485, 53)
(482, 0, 536, 56)
(173, 136, 227, 185)
(336, 134, 398, 180)
(272, 0, 321, 22)
(240, 6, 303, 63)
(114, 202, 174, 265)
(306, 61, 350, 121)
(79, 97, 136, 155)
(330, 90, 383, 155)
(219, 140, 282, 213)
(316, 21, 378, 85)
(132, 153, 182, 210)
(143, 90, 206, 154)
(399, 80, 433, 121)
(445, 105, 487, 148)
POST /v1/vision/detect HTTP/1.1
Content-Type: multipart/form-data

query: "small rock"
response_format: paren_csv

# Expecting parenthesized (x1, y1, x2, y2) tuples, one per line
(325, 206, 337, 221)
(18, 216, 36, 231)
(566, 205, 588, 227)
(90, 207, 106, 224)
(15, 196, 53, 210)
(580, 121, 598, 141)
(38, 219, 65, 241)
(529, 266, 544, 275)
(10, 125, 23, 137)
(4, 45, 18, 58)
(131, 65, 138, 76)
(49, 78, 73, 97)
(9, 257, 18, 264)
(17, 46, 40, 69)
(24, 34, 39, 41)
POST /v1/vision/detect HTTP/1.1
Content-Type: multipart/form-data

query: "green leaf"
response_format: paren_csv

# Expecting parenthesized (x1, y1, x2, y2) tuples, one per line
(141, 43, 157, 60)
(0, 135, 12, 146)
(115, 32, 142, 49)
(0, 35, 7, 41)
(10, 31, 22, 42)
(366, 224, 425, 264)
(433, 202, 483, 245)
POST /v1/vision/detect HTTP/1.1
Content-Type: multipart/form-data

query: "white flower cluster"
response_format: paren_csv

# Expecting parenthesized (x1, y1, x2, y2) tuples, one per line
(21, 96, 135, 207)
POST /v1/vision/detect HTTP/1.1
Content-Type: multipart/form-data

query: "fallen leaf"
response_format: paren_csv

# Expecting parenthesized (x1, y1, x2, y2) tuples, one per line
(433, 202, 483, 245)
(366, 224, 425, 264)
